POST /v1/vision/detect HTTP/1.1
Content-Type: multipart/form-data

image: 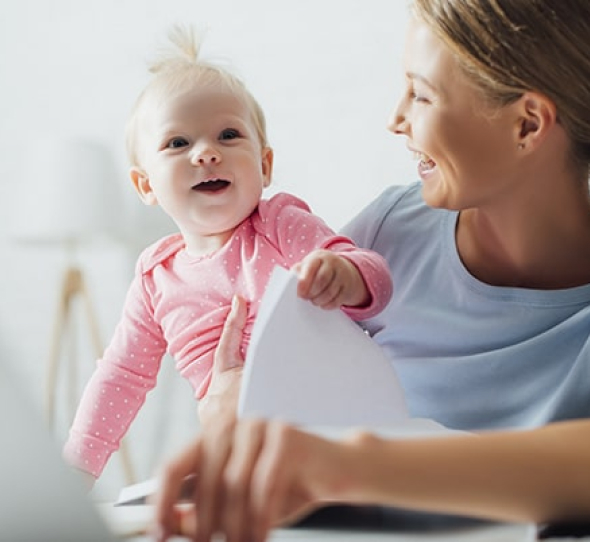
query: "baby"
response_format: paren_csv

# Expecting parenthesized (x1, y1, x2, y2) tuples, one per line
(63, 26, 393, 481)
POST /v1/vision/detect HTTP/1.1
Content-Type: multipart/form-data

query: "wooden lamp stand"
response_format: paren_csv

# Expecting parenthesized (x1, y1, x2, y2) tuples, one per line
(46, 264, 136, 485)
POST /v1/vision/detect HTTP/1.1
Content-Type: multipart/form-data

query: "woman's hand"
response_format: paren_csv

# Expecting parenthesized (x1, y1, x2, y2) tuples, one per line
(153, 417, 366, 541)
(153, 295, 375, 541)
(197, 296, 247, 431)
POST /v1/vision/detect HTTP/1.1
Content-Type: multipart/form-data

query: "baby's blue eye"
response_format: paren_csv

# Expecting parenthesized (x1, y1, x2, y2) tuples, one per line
(219, 128, 240, 140)
(168, 137, 188, 148)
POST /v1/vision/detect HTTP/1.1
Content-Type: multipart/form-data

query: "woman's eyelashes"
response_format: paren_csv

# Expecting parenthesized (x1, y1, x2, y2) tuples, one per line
(409, 88, 431, 104)
(403, 80, 432, 104)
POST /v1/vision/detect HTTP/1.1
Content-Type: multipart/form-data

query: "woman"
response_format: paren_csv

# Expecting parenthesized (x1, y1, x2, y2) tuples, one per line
(156, 0, 590, 539)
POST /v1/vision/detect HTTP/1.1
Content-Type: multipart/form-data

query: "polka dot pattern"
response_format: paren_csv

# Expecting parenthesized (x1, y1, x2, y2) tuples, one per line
(63, 192, 392, 478)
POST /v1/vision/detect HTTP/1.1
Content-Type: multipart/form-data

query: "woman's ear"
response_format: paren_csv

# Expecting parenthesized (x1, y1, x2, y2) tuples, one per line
(514, 92, 557, 151)
(130, 167, 158, 205)
(261, 147, 274, 188)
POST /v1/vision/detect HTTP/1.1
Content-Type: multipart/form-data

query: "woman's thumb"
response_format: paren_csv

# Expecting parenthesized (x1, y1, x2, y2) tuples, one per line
(212, 295, 248, 374)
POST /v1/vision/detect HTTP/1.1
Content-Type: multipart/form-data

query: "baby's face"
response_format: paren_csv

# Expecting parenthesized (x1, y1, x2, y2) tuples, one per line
(132, 86, 273, 255)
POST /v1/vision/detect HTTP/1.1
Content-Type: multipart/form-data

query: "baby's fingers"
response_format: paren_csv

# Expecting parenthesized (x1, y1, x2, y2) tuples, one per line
(295, 256, 322, 299)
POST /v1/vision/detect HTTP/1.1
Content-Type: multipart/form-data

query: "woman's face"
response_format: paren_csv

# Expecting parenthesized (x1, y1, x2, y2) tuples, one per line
(389, 18, 522, 211)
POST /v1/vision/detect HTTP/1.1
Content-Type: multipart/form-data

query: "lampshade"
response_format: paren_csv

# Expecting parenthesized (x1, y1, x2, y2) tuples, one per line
(9, 136, 125, 245)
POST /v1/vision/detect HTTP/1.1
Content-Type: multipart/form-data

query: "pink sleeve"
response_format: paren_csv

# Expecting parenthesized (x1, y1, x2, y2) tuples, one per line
(62, 258, 167, 479)
(325, 243, 393, 321)
(255, 193, 393, 320)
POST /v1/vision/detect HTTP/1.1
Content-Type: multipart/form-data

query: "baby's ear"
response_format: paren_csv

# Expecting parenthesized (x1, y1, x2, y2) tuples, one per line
(130, 167, 158, 205)
(261, 147, 274, 188)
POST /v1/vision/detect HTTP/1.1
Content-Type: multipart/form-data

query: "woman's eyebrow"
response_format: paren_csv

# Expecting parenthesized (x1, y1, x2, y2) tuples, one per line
(406, 72, 438, 93)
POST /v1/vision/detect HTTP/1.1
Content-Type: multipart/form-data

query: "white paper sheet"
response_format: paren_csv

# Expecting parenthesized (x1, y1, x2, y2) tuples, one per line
(238, 266, 409, 427)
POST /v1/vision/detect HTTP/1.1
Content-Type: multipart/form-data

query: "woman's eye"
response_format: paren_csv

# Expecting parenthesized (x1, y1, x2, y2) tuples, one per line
(409, 89, 430, 104)
(167, 137, 188, 149)
(219, 128, 240, 141)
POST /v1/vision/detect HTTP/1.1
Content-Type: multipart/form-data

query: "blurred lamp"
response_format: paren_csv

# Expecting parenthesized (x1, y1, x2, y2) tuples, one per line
(12, 137, 124, 245)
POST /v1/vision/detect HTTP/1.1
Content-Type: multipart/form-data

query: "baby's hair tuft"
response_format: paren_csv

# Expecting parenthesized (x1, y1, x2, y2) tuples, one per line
(126, 23, 269, 167)
(149, 24, 204, 74)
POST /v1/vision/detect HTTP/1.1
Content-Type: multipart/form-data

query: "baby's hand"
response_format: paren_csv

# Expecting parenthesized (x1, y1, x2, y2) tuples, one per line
(293, 249, 370, 310)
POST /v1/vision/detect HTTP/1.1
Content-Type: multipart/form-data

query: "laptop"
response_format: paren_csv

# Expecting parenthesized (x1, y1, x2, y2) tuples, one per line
(0, 363, 116, 541)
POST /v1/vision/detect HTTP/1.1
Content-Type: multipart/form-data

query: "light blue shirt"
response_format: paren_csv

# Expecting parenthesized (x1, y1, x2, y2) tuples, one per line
(342, 182, 590, 431)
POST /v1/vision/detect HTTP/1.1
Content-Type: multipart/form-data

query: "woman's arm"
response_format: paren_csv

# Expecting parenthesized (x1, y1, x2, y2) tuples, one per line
(154, 417, 590, 541)
(344, 420, 590, 524)
(154, 295, 590, 540)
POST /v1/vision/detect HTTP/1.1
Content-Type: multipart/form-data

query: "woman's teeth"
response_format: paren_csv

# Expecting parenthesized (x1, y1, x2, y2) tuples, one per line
(414, 151, 436, 169)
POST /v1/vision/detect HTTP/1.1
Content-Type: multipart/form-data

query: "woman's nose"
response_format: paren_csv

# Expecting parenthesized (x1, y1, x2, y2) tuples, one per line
(387, 99, 410, 136)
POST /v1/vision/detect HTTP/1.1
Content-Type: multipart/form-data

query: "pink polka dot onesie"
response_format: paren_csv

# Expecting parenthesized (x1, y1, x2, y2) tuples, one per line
(63, 192, 393, 478)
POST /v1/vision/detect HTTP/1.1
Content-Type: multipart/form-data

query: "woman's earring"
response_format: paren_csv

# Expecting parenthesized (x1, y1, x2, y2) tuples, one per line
(518, 143, 525, 150)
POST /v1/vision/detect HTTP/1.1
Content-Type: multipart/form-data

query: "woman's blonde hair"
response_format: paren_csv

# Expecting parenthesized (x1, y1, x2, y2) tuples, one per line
(413, 0, 590, 174)
(126, 25, 268, 167)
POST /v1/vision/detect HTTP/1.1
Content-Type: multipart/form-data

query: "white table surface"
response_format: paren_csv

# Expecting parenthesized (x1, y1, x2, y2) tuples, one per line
(98, 418, 538, 541)
(98, 503, 536, 542)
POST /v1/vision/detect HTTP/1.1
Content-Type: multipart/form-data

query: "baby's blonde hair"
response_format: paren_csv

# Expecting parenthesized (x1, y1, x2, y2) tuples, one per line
(126, 25, 268, 167)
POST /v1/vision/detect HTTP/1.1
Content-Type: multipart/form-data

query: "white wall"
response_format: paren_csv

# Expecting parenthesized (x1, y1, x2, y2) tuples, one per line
(0, 0, 416, 499)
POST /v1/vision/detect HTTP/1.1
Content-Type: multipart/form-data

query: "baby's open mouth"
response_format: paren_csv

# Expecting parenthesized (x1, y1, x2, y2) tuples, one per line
(192, 179, 231, 192)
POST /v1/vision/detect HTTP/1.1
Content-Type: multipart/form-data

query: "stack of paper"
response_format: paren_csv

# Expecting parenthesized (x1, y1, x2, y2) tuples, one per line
(238, 266, 409, 428)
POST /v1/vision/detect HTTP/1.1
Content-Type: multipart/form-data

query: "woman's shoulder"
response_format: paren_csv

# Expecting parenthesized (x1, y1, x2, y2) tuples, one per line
(342, 181, 438, 242)
(372, 181, 430, 214)
(351, 182, 429, 224)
